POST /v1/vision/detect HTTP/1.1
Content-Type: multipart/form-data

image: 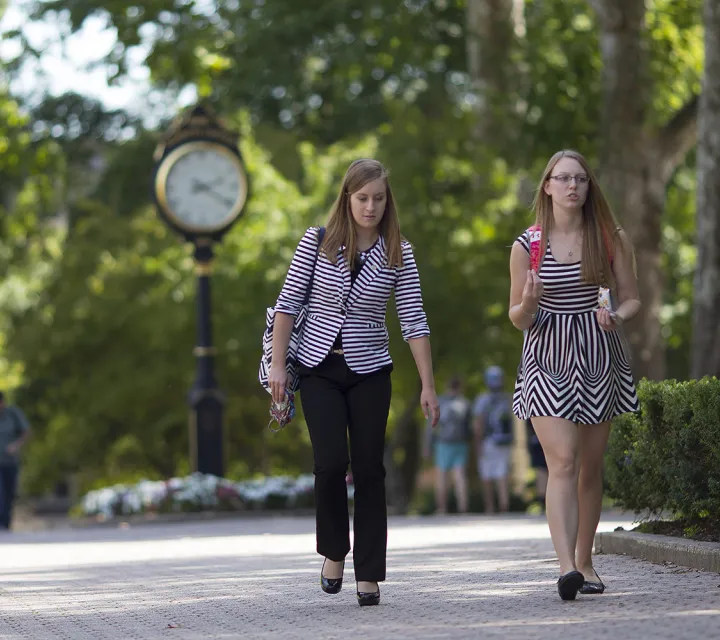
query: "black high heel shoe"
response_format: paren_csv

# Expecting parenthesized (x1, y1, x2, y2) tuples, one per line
(320, 559, 345, 594)
(557, 571, 584, 601)
(356, 583, 380, 607)
(579, 570, 606, 595)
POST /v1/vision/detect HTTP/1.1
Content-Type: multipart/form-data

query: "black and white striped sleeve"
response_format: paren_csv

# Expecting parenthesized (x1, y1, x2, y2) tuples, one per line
(515, 232, 530, 254)
(274, 227, 320, 317)
(394, 241, 430, 341)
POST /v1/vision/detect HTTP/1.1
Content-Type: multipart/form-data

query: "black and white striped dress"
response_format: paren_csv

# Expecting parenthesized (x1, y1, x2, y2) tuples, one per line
(512, 233, 639, 424)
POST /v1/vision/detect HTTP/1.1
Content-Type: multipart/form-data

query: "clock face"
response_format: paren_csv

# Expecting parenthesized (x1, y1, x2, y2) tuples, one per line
(158, 142, 248, 232)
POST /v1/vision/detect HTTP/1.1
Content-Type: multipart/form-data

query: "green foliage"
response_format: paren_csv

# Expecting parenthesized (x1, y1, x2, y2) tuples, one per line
(663, 156, 697, 379)
(26, 0, 468, 144)
(0, 90, 64, 248)
(647, 0, 704, 123)
(0, 88, 65, 392)
(9, 200, 196, 493)
(605, 377, 720, 520)
(521, 0, 603, 160)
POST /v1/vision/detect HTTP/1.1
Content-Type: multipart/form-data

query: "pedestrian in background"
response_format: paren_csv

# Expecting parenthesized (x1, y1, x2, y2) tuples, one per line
(0, 391, 31, 531)
(473, 366, 514, 515)
(509, 149, 640, 600)
(423, 376, 471, 514)
(268, 158, 440, 606)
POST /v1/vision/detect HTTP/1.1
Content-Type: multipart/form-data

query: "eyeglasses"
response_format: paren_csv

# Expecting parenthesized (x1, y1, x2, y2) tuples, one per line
(550, 174, 589, 185)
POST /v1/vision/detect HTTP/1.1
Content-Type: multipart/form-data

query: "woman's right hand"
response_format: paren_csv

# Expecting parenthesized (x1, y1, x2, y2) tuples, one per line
(521, 269, 544, 313)
(268, 362, 288, 405)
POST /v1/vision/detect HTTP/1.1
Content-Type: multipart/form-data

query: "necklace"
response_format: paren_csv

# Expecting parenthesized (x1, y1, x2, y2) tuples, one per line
(550, 233, 582, 260)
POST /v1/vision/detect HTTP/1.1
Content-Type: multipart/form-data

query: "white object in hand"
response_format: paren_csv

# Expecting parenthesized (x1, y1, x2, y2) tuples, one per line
(598, 287, 612, 310)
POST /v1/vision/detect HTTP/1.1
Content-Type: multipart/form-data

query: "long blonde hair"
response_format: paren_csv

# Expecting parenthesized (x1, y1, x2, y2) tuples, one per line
(322, 158, 404, 268)
(532, 149, 620, 286)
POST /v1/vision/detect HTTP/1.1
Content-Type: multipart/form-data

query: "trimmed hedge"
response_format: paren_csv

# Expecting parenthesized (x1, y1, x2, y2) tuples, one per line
(605, 377, 720, 522)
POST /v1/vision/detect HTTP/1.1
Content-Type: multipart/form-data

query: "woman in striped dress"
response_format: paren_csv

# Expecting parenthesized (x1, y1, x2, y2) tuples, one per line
(268, 159, 440, 606)
(509, 150, 640, 601)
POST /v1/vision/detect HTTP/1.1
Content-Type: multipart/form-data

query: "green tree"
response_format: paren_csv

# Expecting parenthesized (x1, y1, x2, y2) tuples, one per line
(4, 0, 708, 503)
(0, 82, 64, 392)
(588, 0, 702, 380)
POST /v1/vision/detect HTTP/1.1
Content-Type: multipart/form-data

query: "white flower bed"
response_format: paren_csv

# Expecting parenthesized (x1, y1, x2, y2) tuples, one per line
(79, 473, 355, 520)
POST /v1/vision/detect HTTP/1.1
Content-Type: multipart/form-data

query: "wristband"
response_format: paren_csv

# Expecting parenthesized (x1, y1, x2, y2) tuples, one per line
(520, 304, 538, 319)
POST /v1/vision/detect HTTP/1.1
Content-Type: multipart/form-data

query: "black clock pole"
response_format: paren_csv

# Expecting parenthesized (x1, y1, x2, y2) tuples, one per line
(152, 103, 248, 480)
(189, 239, 225, 477)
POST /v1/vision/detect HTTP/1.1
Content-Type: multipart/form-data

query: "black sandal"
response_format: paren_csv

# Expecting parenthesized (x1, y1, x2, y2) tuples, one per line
(579, 570, 606, 595)
(557, 570, 584, 601)
(356, 584, 380, 607)
(320, 559, 345, 594)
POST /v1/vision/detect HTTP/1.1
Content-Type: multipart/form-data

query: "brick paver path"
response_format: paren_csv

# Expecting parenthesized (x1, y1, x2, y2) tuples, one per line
(1, 513, 718, 639)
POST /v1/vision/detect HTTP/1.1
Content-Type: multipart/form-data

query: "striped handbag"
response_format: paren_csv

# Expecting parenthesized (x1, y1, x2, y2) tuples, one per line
(258, 227, 325, 430)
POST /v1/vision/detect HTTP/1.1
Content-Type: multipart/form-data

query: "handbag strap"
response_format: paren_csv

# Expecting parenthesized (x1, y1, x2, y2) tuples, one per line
(302, 226, 326, 306)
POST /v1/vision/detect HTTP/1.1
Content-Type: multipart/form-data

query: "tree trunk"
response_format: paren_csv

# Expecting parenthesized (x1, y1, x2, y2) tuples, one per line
(589, 0, 698, 381)
(466, 0, 522, 148)
(691, 0, 720, 378)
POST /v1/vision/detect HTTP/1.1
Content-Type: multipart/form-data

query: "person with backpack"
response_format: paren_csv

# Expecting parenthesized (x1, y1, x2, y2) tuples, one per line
(473, 366, 514, 515)
(0, 391, 31, 531)
(267, 159, 440, 606)
(423, 376, 471, 514)
(508, 149, 640, 601)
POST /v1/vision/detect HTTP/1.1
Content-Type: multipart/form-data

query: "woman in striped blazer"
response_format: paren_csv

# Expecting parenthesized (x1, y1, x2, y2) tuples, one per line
(268, 158, 440, 606)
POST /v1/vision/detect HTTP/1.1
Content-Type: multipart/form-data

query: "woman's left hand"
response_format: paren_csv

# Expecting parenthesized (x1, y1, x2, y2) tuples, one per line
(596, 308, 622, 332)
(421, 387, 441, 427)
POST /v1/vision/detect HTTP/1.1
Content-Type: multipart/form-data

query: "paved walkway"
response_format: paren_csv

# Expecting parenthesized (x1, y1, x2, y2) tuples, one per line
(0, 513, 718, 639)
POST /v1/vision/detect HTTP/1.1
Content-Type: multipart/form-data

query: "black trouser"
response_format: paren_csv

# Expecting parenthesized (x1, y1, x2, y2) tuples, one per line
(300, 354, 392, 582)
(0, 463, 19, 530)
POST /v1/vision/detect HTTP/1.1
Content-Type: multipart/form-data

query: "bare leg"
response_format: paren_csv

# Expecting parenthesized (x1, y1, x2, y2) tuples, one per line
(434, 467, 448, 514)
(575, 421, 611, 579)
(496, 476, 510, 513)
(482, 480, 495, 514)
(531, 417, 580, 575)
(452, 465, 469, 513)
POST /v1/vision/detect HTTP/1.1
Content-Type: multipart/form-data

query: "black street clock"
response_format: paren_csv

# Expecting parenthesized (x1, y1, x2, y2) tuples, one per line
(153, 107, 248, 240)
(152, 104, 249, 478)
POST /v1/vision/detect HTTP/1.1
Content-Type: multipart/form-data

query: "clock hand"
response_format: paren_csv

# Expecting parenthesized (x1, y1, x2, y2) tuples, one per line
(202, 188, 235, 209)
(192, 177, 225, 194)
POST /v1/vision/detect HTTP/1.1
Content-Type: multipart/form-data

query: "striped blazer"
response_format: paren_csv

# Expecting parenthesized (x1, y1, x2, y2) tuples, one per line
(274, 227, 431, 374)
